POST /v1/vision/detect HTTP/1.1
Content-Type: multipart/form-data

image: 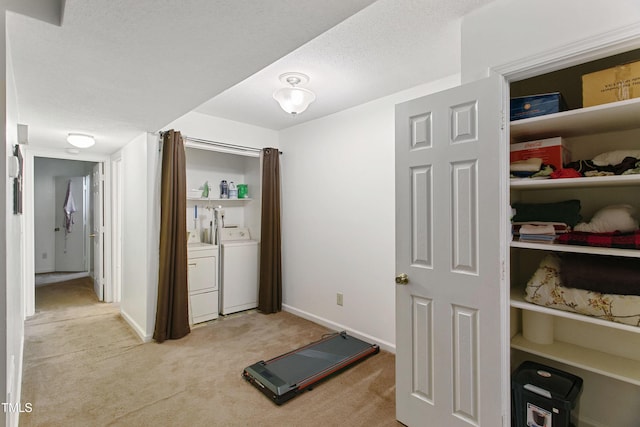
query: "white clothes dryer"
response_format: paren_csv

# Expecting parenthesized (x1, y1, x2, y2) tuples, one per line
(219, 227, 259, 315)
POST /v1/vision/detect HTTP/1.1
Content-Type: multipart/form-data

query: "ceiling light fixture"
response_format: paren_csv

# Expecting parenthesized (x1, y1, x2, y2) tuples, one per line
(273, 72, 316, 115)
(67, 133, 95, 148)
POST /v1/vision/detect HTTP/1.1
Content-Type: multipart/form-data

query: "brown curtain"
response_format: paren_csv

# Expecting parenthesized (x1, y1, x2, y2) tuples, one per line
(153, 130, 190, 342)
(258, 148, 282, 313)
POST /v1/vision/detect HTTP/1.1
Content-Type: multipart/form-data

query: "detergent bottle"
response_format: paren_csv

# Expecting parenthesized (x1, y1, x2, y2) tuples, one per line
(228, 181, 238, 199)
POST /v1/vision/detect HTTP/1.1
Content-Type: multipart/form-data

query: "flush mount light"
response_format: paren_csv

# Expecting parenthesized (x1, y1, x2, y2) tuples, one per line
(273, 72, 316, 115)
(67, 133, 95, 148)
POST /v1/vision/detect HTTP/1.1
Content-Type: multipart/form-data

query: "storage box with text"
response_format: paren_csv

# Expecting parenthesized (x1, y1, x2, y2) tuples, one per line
(510, 137, 570, 171)
(510, 92, 566, 121)
(582, 60, 640, 107)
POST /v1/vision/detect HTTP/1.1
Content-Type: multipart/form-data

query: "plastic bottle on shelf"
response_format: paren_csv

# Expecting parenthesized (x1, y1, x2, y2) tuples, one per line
(201, 181, 209, 198)
(228, 181, 237, 199)
(220, 180, 228, 199)
(238, 184, 248, 199)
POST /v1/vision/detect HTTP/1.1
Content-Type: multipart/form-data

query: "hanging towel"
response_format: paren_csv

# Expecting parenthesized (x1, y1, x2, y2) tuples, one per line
(63, 179, 76, 234)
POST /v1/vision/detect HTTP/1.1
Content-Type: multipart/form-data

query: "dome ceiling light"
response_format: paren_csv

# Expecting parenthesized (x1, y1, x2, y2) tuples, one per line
(67, 133, 95, 148)
(273, 72, 316, 115)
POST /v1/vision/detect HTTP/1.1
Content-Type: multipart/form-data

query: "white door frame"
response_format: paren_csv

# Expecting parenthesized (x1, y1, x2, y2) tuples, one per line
(23, 147, 113, 317)
(492, 23, 640, 81)
(110, 154, 123, 304)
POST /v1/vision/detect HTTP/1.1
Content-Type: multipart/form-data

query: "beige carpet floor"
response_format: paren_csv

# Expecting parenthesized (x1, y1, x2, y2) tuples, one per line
(20, 277, 398, 426)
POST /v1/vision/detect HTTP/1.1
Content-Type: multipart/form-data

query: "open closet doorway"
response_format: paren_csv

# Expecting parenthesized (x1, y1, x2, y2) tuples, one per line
(25, 153, 113, 317)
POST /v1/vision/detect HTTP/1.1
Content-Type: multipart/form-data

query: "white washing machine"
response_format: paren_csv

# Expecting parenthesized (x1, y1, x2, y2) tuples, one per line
(219, 227, 259, 315)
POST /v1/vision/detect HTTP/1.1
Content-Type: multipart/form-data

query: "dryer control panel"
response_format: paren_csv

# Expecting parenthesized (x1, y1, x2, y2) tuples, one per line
(220, 227, 251, 242)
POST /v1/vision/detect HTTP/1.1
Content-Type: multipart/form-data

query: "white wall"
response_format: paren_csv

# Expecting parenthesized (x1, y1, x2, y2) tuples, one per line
(33, 158, 93, 273)
(278, 75, 460, 351)
(118, 133, 157, 341)
(461, 0, 640, 82)
(163, 111, 279, 150)
(4, 17, 22, 427)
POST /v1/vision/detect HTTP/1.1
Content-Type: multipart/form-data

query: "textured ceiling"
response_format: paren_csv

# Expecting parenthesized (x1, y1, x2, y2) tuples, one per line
(7, 0, 497, 154)
(196, 0, 496, 130)
(7, 0, 376, 153)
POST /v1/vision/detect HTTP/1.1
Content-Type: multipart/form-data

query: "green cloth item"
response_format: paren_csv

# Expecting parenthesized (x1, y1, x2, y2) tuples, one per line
(531, 165, 554, 178)
(512, 199, 582, 227)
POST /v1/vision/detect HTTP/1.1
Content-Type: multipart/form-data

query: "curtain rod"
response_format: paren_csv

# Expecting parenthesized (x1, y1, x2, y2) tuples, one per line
(158, 131, 282, 154)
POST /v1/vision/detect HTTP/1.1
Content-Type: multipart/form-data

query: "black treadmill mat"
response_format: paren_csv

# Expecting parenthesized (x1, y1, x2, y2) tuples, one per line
(243, 332, 379, 404)
(264, 333, 374, 385)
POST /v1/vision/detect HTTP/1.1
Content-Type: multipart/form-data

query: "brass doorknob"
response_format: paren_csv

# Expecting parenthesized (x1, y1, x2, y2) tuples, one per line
(395, 273, 409, 285)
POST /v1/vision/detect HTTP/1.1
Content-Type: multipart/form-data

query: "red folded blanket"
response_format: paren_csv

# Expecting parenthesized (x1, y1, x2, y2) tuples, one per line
(556, 230, 640, 249)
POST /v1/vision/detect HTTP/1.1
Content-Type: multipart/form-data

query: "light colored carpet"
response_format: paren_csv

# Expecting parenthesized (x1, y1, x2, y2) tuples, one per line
(21, 277, 398, 426)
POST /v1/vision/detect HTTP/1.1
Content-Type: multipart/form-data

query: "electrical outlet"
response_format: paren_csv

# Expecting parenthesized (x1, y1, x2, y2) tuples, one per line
(336, 292, 343, 306)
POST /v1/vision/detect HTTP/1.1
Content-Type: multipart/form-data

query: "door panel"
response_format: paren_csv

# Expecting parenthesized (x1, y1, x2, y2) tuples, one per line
(54, 176, 85, 272)
(451, 160, 478, 273)
(395, 75, 506, 426)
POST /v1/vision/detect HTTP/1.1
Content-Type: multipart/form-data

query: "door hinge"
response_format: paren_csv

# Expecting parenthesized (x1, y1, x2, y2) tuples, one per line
(500, 111, 506, 130)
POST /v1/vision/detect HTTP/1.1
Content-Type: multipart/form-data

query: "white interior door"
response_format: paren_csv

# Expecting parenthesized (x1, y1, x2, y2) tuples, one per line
(395, 75, 507, 426)
(54, 176, 85, 272)
(92, 163, 104, 301)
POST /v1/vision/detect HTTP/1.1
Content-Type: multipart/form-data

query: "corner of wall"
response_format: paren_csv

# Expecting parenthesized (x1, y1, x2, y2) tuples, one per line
(146, 133, 161, 336)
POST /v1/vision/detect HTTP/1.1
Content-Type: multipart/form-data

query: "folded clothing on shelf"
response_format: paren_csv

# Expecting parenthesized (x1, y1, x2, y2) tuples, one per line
(512, 222, 570, 235)
(556, 230, 640, 250)
(559, 253, 640, 295)
(512, 199, 582, 227)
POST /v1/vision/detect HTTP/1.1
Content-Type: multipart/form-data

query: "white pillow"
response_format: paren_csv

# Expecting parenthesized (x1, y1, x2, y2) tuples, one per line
(592, 150, 640, 166)
(574, 204, 639, 233)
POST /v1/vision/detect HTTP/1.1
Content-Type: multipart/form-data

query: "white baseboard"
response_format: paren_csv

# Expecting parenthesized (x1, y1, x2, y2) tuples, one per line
(282, 304, 395, 354)
(119, 309, 152, 343)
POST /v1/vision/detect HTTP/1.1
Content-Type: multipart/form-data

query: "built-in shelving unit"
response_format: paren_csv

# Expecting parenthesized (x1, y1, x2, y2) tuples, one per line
(509, 94, 640, 389)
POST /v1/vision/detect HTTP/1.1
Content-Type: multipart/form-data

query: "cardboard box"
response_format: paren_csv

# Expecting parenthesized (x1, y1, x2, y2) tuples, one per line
(510, 137, 570, 171)
(582, 60, 640, 107)
(510, 92, 566, 121)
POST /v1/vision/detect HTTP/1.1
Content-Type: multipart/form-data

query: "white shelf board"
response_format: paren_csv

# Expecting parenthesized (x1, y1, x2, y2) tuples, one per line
(510, 97, 640, 141)
(510, 293, 640, 333)
(511, 333, 640, 386)
(510, 240, 640, 258)
(187, 197, 252, 202)
(510, 174, 640, 190)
